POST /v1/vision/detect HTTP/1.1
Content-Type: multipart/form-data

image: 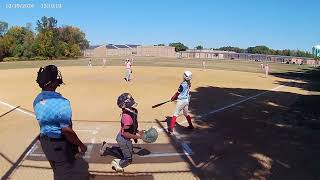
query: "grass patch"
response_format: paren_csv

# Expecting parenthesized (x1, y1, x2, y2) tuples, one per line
(0, 57, 315, 75)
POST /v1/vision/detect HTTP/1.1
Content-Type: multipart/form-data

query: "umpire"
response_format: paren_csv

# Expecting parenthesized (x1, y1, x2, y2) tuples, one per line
(33, 65, 89, 180)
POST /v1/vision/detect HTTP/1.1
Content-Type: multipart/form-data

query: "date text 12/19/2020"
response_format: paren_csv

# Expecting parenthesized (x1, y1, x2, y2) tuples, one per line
(5, 3, 62, 9)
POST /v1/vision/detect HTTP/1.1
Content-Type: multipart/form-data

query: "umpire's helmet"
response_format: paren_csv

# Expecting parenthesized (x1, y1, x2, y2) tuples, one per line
(117, 93, 137, 109)
(36, 65, 64, 89)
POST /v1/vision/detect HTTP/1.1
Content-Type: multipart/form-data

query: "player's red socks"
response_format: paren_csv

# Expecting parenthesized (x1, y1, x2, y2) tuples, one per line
(169, 116, 177, 130)
(169, 115, 194, 133)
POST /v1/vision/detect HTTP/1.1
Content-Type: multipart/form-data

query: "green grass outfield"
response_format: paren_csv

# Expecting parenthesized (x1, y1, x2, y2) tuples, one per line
(0, 57, 316, 75)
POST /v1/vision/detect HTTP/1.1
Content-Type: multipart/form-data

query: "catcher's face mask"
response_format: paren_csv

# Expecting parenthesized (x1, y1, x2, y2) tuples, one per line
(117, 93, 138, 109)
(36, 65, 64, 89)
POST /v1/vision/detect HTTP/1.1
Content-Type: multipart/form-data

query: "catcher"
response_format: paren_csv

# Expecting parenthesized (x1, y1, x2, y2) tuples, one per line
(168, 71, 194, 134)
(100, 93, 158, 172)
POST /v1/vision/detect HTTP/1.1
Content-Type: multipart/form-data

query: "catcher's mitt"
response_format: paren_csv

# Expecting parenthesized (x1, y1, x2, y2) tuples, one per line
(143, 127, 158, 143)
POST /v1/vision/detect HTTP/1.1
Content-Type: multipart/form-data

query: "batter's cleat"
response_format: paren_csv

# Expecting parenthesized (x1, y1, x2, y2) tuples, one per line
(188, 125, 194, 130)
(100, 141, 112, 156)
(111, 159, 124, 172)
(167, 127, 173, 134)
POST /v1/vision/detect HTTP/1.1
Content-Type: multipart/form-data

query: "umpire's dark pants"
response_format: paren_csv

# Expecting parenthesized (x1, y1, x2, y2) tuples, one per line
(39, 135, 89, 180)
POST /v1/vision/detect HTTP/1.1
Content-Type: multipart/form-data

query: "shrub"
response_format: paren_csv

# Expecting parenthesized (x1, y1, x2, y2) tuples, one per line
(29, 56, 47, 61)
(3, 57, 20, 62)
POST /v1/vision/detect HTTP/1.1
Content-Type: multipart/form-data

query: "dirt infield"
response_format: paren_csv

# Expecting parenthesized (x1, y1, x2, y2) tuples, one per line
(0, 64, 318, 179)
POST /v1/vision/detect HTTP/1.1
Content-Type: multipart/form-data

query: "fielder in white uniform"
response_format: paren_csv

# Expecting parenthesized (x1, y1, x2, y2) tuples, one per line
(264, 64, 269, 77)
(168, 71, 194, 134)
(102, 58, 107, 67)
(124, 59, 132, 81)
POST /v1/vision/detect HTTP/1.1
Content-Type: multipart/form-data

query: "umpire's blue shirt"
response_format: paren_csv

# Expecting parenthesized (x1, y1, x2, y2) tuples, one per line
(33, 91, 72, 139)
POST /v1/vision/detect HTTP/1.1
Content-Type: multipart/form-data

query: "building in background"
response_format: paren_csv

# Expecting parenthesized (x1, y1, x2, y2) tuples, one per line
(179, 49, 317, 65)
(179, 49, 234, 59)
(105, 44, 138, 56)
(83, 45, 100, 57)
(84, 45, 317, 65)
(84, 44, 175, 58)
(312, 45, 320, 57)
(137, 46, 175, 57)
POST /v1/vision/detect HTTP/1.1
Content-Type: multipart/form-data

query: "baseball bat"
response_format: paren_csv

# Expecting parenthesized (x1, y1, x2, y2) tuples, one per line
(152, 100, 171, 108)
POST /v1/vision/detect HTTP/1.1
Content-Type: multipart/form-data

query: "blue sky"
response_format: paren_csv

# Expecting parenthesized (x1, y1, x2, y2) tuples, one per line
(0, 0, 319, 51)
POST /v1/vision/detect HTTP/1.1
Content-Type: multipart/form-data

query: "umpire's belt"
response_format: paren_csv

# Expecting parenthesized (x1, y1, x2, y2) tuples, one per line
(40, 134, 66, 141)
(39, 134, 75, 162)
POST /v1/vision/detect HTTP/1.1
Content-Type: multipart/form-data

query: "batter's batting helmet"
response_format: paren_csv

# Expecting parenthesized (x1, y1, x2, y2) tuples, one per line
(183, 71, 192, 81)
(36, 65, 64, 89)
(117, 93, 137, 109)
(142, 127, 158, 143)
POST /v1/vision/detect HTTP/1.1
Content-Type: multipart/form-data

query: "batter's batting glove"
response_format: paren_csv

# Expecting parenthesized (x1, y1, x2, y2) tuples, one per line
(171, 92, 179, 101)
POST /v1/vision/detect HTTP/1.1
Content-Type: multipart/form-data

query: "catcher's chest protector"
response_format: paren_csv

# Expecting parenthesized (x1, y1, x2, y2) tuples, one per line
(121, 109, 138, 134)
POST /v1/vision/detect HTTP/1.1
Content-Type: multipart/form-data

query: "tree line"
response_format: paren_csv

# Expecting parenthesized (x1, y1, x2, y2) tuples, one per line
(168, 42, 315, 58)
(0, 17, 89, 62)
(217, 45, 314, 58)
(0, 17, 315, 62)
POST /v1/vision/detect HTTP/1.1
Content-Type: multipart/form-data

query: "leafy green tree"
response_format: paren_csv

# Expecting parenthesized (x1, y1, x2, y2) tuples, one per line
(58, 26, 89, 50)
(247, 46, 270, 54)
(0, 21, 8, 37)
(36, 16, 58, 32)
(34, 31, 55, 59)
(0, 37, 6, 61)
(1, 26, 34, 57)
(69, 44, 81, 57)
(0, 17, 89, 60)
(219, 46, 245, 53)
(22, 30, 35, 58)
(195, 45, 203, 50)
(169, 42, 188, 52)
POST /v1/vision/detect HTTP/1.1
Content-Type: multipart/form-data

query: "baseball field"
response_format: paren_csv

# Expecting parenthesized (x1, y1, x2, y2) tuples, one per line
(0, 57, 319, 180)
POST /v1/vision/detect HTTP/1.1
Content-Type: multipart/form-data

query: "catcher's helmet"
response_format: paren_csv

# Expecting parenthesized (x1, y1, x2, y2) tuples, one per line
(36, 65, 63, 89)
(117, 93, 137, 109)
(183, 71, 192, 81)
(143, 127, 158, 143)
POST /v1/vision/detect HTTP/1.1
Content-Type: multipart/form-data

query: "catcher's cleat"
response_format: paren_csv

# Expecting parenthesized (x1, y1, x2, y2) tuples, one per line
(111, 159, 124, 172)
(167, 127, 173, 134)
(100, 141, 111, 156)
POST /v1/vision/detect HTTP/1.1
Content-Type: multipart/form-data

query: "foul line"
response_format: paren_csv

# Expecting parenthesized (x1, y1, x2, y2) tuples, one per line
(196, 85, 284, 118)
(0, 100, 35, 117)
(153, 84, 285, 172)
(0, 100, 37, 180)
(156, 85, 284, 131)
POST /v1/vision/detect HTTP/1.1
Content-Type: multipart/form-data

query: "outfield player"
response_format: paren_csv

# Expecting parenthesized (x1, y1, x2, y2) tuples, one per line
(202, 60, 206, 70)
(88, 59, 92, 67)
(124, 59, 132, 81)
(264, 64, 269, 77)
(102, 58, 107, 67)
(100, 93, 144, 172)
(33, 65, 89, 179)
(168, 71, 194, 134)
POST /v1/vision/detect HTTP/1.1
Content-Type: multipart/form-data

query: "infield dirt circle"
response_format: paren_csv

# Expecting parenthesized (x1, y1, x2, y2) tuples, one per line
(0, 65, 310, 179)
